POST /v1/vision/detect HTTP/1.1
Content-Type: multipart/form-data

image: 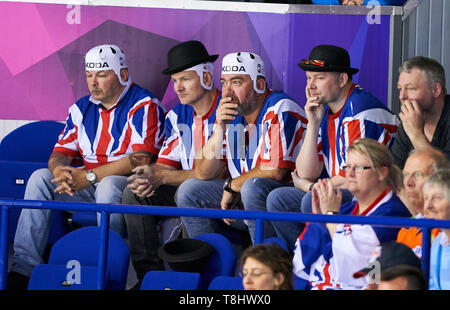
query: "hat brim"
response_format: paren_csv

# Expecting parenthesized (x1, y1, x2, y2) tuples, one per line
(298, 63, 359, 75)
(161, 54, 219, 75)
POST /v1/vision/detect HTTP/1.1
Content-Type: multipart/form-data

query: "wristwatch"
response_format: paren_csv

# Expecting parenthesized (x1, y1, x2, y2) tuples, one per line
(223, 177, 238, 195)
(326, 210, 339, 215)
(86, 170, 97, 184)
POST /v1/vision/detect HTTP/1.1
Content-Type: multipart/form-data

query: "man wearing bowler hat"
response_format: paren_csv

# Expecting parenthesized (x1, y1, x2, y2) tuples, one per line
(122, 40, 222, 288)
(267, 44, 399, 252)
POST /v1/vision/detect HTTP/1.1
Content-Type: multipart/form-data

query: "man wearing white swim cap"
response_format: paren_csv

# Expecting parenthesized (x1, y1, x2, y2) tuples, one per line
(121, 40, 224, 288)
(8, 44, 166, 289)
(177, 51, 308, 244)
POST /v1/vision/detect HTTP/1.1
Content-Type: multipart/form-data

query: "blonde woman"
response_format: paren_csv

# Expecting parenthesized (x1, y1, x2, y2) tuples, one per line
(293, 138, 411, 290)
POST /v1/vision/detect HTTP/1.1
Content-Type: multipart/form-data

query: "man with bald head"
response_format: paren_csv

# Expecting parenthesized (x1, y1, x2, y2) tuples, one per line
(397, 147, 449, 257)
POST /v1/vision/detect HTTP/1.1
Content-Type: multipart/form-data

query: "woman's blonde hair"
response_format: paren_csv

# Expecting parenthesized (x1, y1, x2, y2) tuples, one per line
(347, 138, 402, 194)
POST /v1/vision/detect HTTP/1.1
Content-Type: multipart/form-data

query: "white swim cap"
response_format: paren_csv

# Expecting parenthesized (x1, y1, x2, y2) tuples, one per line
(85, 44, 130, 86)
(184, 62, 214, 90)
(221, 52, 266, 94)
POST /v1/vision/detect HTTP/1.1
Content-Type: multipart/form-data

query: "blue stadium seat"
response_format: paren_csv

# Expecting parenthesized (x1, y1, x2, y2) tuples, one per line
(140, 271, 201, 290)
(208, 276, 243, 290)
(28, 226, 130, 290)
(263, 237, 289, 253)
(0, 121, 67, 244)
(195, 233, 237, 289)
(28, 264, 99, 290)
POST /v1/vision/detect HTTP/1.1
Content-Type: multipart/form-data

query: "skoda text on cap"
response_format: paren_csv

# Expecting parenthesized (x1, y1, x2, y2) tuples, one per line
(185, 62, 214, 90)
(85, 44, 130, 86)
(221, 52, 266, 94)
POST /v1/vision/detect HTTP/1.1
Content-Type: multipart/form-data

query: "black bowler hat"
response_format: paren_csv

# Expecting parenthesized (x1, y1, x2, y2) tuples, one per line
(157, 238, 215, 272)
(298, 44, 359, 75)
(353, 242, 422, 279)
(161, 40, 219, 75)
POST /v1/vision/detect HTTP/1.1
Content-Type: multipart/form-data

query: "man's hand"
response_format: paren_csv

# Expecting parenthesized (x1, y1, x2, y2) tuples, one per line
(216, 96, 239, 130)
(342, 0, 363, 5)
(291, 169, 315, 192)
(399, 100, 427, 144)
(127, 165, 163, 198)
(305, 87, 326, 128)
(51, 166, 90, 196)
(220, 190, 241, 225)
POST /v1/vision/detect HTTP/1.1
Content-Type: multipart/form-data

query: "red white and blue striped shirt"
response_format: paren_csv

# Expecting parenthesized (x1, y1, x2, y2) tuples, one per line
(225, 90, 307, 179)
(53, 83, 166, 169)
(318, 84, 398, 177)
(157, 90, 221, 170)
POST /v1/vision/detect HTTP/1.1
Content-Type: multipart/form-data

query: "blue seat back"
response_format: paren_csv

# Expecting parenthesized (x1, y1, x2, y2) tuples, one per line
(48, 226, 130, 290)
(208, 276, 243, 290)
(141, 271, 201, 290)
(0, 121, 67, 243)
(0, 121, 64, 162)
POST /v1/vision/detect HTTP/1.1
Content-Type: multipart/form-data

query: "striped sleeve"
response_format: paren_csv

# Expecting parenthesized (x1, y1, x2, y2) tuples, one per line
(128, 96, 166, 156)
(53, 104, 81, 158)
(293, 222, 332, 280)
(156, 110, 182, 169)
(259, 99, 307, 170)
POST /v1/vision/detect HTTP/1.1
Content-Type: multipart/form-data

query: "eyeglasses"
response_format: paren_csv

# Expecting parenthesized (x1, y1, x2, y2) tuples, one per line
(342, 165, 373, 174)
(403, 171, 426, 180)
(239, 269, 273, 278)
(301, 59, 330, 68)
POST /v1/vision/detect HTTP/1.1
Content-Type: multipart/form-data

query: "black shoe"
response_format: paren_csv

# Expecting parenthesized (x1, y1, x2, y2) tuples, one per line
(7, 271, 30, 290)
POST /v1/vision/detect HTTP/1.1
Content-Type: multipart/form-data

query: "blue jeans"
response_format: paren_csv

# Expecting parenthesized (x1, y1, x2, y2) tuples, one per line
(176, 177, 289, 244)
(267, 186, 354, 252)
(10, 168, 127, 277)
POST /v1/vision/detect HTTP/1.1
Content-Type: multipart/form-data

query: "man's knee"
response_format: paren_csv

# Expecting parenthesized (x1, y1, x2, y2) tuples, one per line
(267, 187, 304, 213)
(266, 187, 285, 212)
(24, 168, 54, 200)
(95, 175, 127, 204)
(175, 178, 201, 207)
(122, 186, 138, 205)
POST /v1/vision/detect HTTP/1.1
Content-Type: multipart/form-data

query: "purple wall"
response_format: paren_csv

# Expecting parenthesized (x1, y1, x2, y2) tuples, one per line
(0, 2, 391, 120)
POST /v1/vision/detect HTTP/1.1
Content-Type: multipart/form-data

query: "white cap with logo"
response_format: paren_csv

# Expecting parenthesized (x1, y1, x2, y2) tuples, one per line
(85, 44, 130, 86)
(184, 62, 214, 90)
(221, 52, 265, 94)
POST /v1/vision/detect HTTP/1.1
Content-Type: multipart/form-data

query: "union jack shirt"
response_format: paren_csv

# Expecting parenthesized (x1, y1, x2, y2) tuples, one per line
(53, 83, 166, 170)
(156, 90, 221, 170)
(293, 189, 411, 290)
(224, 90, 307, 179)
(318, 84, 398, 177)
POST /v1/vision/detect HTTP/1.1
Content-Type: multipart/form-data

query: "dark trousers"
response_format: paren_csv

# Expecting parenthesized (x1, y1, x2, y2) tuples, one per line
(122, 185, 178, 280)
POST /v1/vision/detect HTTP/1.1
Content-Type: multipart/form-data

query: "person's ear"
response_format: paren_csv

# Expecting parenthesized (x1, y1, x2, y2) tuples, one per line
(338, 72, 349, 88)
(256, 77, 266, 92)
(431, 82, 443, 98)
(203, 72, 213, 88)
(120, 68, 129, 83)
(273, 272, 285, 290)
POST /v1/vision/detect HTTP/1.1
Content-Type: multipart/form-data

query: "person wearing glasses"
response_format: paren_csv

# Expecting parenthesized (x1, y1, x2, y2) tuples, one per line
(240, 243, 294, 290)
(292, 138, 411, 290)
(396, 147, 448, 258)
(267, 44, 399, 252)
